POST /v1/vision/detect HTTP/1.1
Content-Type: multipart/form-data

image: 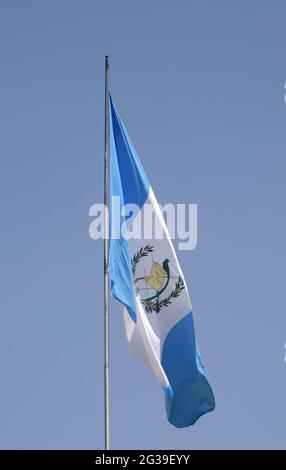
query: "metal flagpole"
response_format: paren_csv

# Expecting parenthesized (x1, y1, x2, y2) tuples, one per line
(103, 55, 110, 450)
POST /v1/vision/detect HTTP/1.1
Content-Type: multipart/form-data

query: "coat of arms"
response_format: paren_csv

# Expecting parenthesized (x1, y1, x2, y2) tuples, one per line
(131, 244, 185, 314)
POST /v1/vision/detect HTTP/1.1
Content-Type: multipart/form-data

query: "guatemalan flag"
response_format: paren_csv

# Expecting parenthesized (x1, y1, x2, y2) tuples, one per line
(109, 95, 215, 428)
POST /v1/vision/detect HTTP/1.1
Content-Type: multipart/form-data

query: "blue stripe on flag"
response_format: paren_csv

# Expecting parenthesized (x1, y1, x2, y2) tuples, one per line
(109, 96, 150, 208)
(109, 95, 150, 322)
(161, 313, 215, 428)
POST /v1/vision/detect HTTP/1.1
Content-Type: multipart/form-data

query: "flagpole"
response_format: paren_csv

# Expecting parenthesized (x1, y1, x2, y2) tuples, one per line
(103, 54, 110, 450)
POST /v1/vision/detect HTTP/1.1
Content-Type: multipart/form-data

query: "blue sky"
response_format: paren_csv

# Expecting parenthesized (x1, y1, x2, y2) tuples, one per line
(0, 0, 285, 449)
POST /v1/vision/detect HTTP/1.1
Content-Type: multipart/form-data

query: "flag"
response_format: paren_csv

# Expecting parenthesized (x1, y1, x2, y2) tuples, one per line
(109, 95, 215, 428)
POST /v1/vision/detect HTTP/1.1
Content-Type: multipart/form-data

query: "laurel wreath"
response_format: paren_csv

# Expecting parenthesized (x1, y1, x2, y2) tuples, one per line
(142, 275, 185, 314)
(131, 244, 154, 277)
(131, 244, 185, 314)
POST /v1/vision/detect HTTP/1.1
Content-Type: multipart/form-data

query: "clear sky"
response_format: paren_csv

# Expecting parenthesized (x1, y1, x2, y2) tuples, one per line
(0, 0, 285, 450)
